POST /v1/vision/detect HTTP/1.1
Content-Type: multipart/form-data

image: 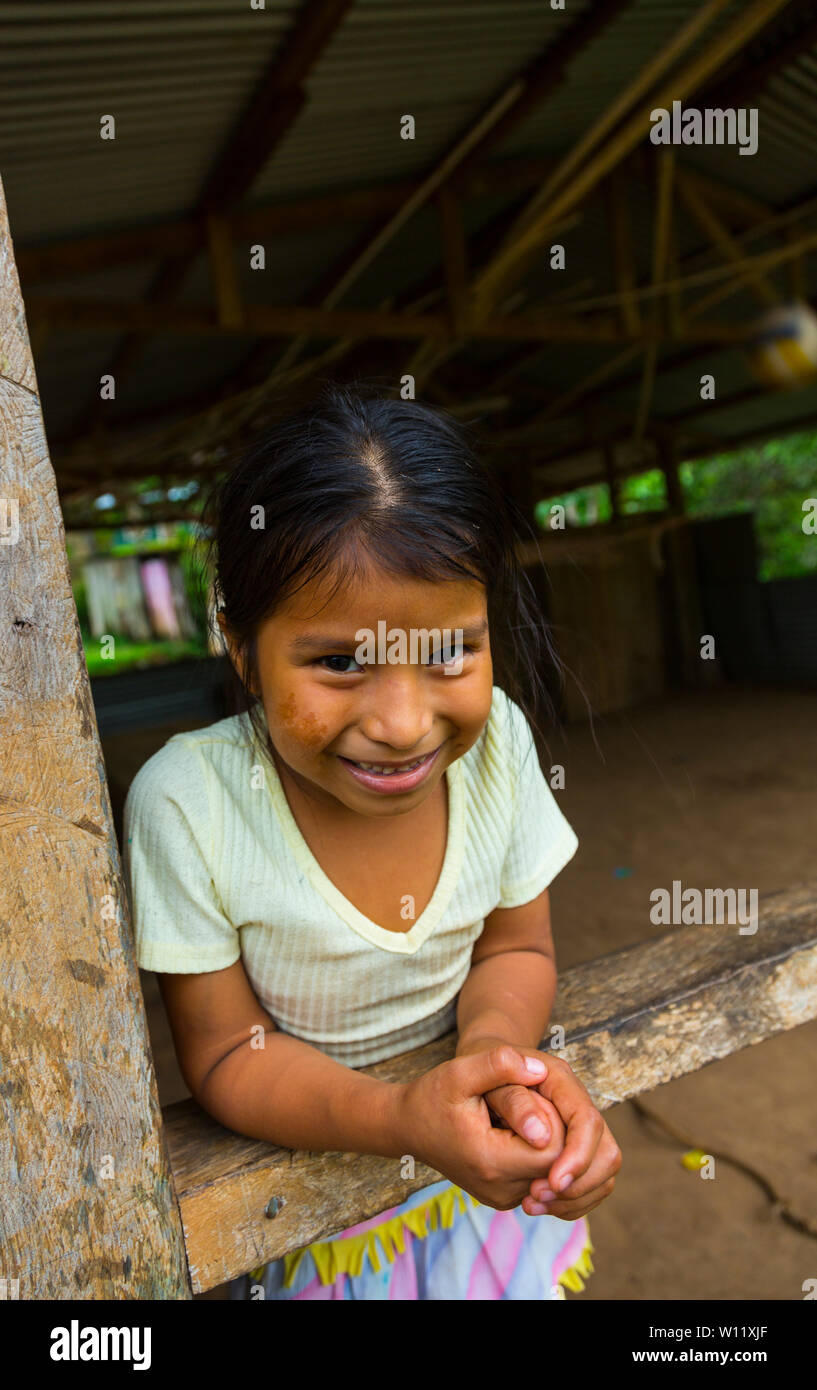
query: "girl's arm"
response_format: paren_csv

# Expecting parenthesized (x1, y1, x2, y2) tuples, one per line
(456, 887, 557, 1059)
(158, 960, 408, 1158)
(158, 958, 566, 1211)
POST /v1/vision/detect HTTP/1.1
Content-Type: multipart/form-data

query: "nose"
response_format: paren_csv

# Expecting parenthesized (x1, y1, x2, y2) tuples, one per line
(358, 670, 435, 752)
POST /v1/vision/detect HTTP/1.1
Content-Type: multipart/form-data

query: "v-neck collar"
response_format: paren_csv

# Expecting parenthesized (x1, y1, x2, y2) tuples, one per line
(258, 732, 465, 955)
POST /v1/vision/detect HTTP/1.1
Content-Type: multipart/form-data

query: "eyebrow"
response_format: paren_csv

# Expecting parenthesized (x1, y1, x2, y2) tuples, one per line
(288, 619, 489, 654)
(288, 633, 359, 653)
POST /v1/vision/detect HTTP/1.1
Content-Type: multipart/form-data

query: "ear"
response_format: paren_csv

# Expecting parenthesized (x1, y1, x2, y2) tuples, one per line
(216, 612, 257, 696)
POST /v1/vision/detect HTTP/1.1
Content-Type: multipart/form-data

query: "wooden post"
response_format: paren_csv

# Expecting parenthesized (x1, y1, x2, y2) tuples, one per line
(606, 168, 642, 337)
(603, 442, 621, 519)
(656, 434, 709, 691)
(0, 177, 192, 1298)
(660, 432, 685, 514)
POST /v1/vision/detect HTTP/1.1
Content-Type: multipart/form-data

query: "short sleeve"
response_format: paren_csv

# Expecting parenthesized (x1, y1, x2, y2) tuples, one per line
(496, 693, 579, 909)
(122, 739, 241, 974)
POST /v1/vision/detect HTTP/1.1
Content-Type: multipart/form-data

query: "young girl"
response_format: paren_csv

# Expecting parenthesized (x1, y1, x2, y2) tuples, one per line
(123, 385, 621, 1301)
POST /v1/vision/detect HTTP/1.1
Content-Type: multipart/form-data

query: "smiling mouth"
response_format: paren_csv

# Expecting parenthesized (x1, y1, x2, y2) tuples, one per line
(337, 744, 444, 794)
(340, 750, 438, 776)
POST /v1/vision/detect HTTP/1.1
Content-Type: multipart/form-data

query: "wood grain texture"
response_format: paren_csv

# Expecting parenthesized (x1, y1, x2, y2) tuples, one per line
(0, 179, 192, 1299)
(165, 882, 817, 1292)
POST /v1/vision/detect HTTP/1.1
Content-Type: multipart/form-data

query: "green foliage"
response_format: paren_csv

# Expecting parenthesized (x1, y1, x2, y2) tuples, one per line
(534, 483, 611, 529)
(535, 430, 817, 581)
(84, 636, 208, 678)
(618, 468, 666, 513)
(681, 430, 817, 580)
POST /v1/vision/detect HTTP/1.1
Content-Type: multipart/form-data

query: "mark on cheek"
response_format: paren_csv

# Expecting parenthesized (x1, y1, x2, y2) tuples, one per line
(277, 692, 328, 749)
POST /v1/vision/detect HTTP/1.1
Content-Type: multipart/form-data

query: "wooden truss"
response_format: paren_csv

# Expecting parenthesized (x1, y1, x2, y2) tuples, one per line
(14, 0, 817, 511)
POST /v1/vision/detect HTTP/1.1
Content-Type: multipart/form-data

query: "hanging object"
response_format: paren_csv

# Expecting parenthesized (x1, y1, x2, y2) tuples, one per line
(746, 301, 817, 388)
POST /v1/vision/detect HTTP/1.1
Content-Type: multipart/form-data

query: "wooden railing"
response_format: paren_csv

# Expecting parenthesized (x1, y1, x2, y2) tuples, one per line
(166, 884, 817, 1292)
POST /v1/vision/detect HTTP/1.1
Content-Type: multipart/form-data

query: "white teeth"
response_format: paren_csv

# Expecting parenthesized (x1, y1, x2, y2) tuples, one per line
(353, 757, 425, 774)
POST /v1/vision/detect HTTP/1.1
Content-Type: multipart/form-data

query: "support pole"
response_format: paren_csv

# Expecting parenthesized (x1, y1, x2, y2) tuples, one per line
(0, 176, 192, 1299)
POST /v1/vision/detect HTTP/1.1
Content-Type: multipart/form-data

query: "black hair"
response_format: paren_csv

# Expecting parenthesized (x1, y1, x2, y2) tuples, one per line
(202, 381, 568, 765)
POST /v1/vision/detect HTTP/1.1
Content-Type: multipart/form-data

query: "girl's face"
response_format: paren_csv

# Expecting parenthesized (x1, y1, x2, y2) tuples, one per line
(231, 559, 494, 818)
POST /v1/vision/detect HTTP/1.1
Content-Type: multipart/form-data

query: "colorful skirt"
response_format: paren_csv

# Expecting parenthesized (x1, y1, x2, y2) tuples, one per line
(229, 1179, 594, 1300)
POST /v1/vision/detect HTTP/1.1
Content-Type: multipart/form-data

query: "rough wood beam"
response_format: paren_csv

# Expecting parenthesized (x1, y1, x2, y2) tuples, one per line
(15, 165, 561, 288)
(26, 295, 750, 346)
(0, 177, 192, 1300)
(201, 0, 354, 212)
(164, 883, 817, 1292)
(10, 159, 775, 296)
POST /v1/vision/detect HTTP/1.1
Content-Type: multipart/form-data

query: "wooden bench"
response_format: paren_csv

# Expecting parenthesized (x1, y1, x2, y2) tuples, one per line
(166, 888, 817, 1291)
(2, 176, 816, 1298)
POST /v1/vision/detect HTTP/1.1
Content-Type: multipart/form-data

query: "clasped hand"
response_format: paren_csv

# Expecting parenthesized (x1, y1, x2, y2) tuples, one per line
(462, 1037, 621, 1220)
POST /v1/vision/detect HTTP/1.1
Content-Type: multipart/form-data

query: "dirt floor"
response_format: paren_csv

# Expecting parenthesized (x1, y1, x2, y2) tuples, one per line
(104, 682, 817, 1301)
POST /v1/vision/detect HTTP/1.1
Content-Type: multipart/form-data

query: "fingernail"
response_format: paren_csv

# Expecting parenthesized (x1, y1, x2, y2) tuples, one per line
(527, 1201, 548, 1216)
(558, 1172, 574, 1191)
(524, 1057, 546, 1075)
(522, 1117, 549, 1143)
(537, 1188, 556, 1202)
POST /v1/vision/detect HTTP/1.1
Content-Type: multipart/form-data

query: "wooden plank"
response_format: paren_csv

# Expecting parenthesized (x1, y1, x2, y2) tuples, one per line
(165, 882, 817, 1292)
(25, 294, 748, 346)
(15, 166, 562, 288)
(0, 177, 192, 1299)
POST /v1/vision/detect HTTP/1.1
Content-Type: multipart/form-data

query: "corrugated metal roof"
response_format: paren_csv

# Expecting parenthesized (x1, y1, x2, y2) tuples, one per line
(3, 0, 817, 495)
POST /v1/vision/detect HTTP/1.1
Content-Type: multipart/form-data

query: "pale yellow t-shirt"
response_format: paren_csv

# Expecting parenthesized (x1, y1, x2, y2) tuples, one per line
(123, 684, 578, 1067)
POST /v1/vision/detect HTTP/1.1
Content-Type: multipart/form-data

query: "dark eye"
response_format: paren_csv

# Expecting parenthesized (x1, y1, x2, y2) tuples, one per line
(320, 654, 364, 674)
(429, 643, 467, 666)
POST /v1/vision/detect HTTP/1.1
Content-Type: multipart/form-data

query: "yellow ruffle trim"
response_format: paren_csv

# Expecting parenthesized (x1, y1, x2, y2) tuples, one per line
(557, 1233, 595, 1294)
(247, 1187, 596, 1293)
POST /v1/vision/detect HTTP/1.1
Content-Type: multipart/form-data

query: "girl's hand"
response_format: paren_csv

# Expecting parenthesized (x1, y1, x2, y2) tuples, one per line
(522, 1052, 622, 1220)
(457, 1036, 567, 1216)
(484, 1085, 566, 1215)
(397, 1046, 565, 1211)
